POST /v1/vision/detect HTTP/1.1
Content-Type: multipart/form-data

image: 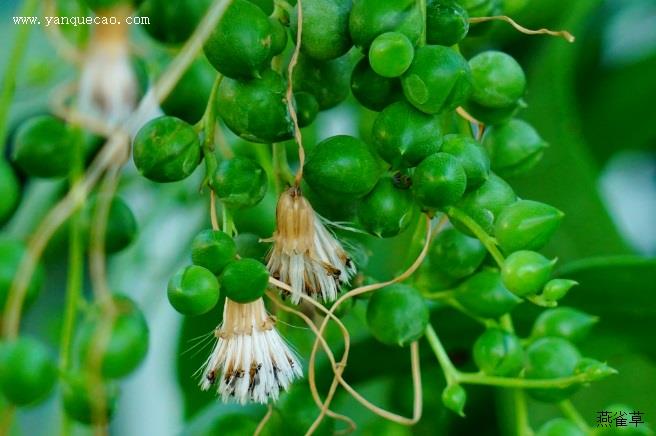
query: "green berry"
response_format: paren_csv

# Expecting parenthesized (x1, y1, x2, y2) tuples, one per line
(0, 337, 57, 406)
(469, 51, 526, 108)
(413, 153, 467, 210)
(453, 173, 516, 235)
(62, 372, 119, 425)
(84, 195, 138, 254)
(372, 101, 443, 169)
(77, 294, 149, 378)
(532, 307, 598, 343)
(473, 328, 524, 376)
(211, 157, 268, 209)
(161, 57, 216, 125)
(191, 229, 237, 274)
(542, 279, 577, 302)
(141, 0, 211, 45)
(441, 134, 490, 190)
(12, 115, 75, 178)
(495, 200, 563, 253)
(294, 92, 320, 128)
(366, 284, 428, 346)
(426, 0, 469, 46)
(0, 238, 44, 311)
(168, 265, 220, 316)
(216, 70, 293, 143)
(483, 119, 548, 178)
(501, 250, 555, 297)
(203, 0, 273, 79)
(133, 116, 201, 183)
(369, 32, 414, 78)
(234, 233, 269, 262)
(401, 45, 472, 114)
(357, 177, 417, 238)
(219, 258, 269, 303)
(441, 384, 466, 417)
(0, 159, 20, 223)
(455, 269, 521, 319)
(536, 418, 585, 436)
(525, 337, 581, 402)
(304, 135, 381, 198)
(463, 97, 523, 126)
(290, 0, 352, 61)
(293, 53, 352, 110)
(248, 0, 274, 15)
(349, 0, 422, 49)
(269, 17, 288, 56)
(351, 57, 402, 112)
(429, 227, 486, 280)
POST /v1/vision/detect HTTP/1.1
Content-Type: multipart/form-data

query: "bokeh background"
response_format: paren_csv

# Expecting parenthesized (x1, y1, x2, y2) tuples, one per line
(1, 0, 655, 434)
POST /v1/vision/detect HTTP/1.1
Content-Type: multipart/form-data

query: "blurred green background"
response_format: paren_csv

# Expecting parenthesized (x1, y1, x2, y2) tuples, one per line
(1, 0, 655, 434)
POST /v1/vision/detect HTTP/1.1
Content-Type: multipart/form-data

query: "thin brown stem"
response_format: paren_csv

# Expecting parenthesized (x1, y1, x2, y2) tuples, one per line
(286, 0, 305, 187)
(469, 16, 575, 42)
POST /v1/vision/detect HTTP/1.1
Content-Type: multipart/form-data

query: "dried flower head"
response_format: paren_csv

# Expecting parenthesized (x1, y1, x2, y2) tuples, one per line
(266, 187, 356, 304)
(200, 298, 302, 404)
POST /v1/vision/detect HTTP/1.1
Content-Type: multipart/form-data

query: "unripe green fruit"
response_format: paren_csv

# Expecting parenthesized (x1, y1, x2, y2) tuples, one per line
(469, 51, 526, 109)
(191, 229, 237, 274)
(426, 0, 469, 46)
(168, 265, 220, 316)
(248, 0, 274, 15)
(13, 115, 75, 178)
(574, 358, 617, 382)
(536, 418, 585, 436)
(441, 384, 466, 417)
(203, 0, 273, 79)
(372, 101, 442, 169)
(366, 284, 428, 346)
(219, 258, 269, 303)
(401, 45, 472, 114)
(429, 227, 486, 280)
(349, 0, 422, 49)
(161, 57, 215, 125)
(84, 195, 138, 254)
(473, 328, 524, 376)
(483, 119, 548, 178)
(211, 157, 268, 209)
(351, 57, 402, 111)
(234, 233, 269, 262)
(455, 269, 521, 318)
(525, 337, 581, 402)
(269, 18, 288, 56)
(495, 200, 563, 253)
(0, 337, 57, 406)
(413, 153, 467, 210)
(62, 373, 119, 424)
(532, 307, 598, 343)
(294, 92, 320, 128)
(357, 177, 417, 238)
(77, 294, 149, 378)
(453, 173, 516, 235)
(369, 32, 414, 78)
(290, 0, 352, 61)
(304, 135, 380, 198)
(217, 70, 293, 143)
(141, 0, 211, 45)
(441, 134, 490, 190)
(502, 250, 554, 297)
(0, 239, 44, 311)
(133, 116, 201, 183)
(542, 279, 577, 302)
(0, 159, 20, 223)
(293, 53, 351, 110)
(463, 98, 523, 126)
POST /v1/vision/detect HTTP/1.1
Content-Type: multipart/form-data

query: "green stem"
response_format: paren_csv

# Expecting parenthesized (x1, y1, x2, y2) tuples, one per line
(445, 206, 505, 267)
(423, 289, 456, 300)
(457, 372, 593, 389)
(559, 400, 590, 432)
(425, 324, 459, 385)
(419, 0, 427, 46)
(512, 389, 532, 436)
(0, 0, 40, 150)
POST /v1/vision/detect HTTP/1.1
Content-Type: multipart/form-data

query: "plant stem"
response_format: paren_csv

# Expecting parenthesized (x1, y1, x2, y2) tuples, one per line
(559, 400, 590, 432)
(457, 372, 592, 389)
(512, 389, 532, 436)
(0, 0, 39, 151)
(425, 324, 459, 385)
(0, 404, 16, 436)
(419, 0, 427, 46)
(445, 206, 505, 267)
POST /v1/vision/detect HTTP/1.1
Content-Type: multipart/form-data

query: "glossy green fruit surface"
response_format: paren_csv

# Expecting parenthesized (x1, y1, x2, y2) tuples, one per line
(366, 284, 428, 346)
